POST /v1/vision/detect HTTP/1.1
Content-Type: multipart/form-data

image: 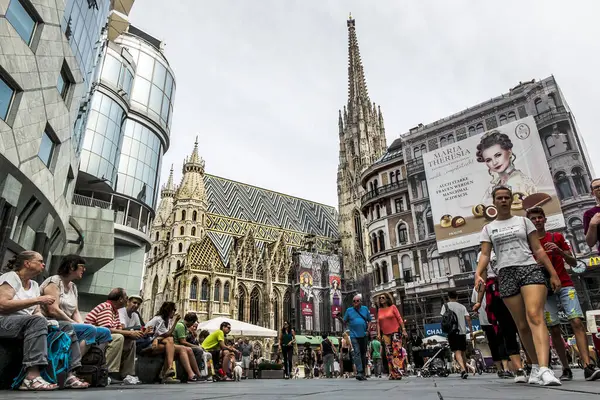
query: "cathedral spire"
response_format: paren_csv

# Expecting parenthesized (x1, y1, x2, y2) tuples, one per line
(160, 164, 175, 198)
(346, 13, 370, 117)
(176, 138, 207, 202)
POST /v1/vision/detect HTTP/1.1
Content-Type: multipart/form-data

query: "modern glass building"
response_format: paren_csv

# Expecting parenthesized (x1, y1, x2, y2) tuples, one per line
(68, 23, 175, 309)
(0, 0, 110, 272)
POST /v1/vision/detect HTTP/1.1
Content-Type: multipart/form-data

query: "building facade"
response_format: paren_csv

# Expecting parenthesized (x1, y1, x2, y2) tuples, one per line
(141, 140, 340, 343)
(61, 19, 175, 309)
(360, 77, 598, 333)
(336, 16, 387, 295)
(0, 0, 110, 272)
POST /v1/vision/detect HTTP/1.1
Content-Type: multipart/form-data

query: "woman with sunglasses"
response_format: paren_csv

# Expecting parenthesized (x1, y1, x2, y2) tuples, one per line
(475, 185, 561, 386)
(376, 293, 407, 380)
(279, 321, 295, 379)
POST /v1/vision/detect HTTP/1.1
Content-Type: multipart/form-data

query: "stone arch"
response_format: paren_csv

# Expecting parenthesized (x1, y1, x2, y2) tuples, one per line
(214, 279, 221, 302)
(238, 283, 248, 322)
(223, 281, 231, 303)
(190, 277, 198, 300)
(394, 219, 410, 245)
(201, 278, 209, 301)
(272, 287, 281, 331)
(250, 286, 261, 326)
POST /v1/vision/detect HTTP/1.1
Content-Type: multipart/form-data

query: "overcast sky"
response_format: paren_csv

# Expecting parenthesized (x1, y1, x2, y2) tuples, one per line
(130, 0, 600, 209)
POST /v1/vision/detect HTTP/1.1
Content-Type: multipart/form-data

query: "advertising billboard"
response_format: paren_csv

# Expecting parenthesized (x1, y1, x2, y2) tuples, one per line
(423, 116, 565, 253)
(424, 320, 481, 337)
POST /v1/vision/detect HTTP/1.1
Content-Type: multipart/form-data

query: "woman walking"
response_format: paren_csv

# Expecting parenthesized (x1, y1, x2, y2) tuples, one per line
(279, 321, 295, 379)
(475, 185, 561, 386)
(376, 293, 407, 380)
(340, 331, 354, 377)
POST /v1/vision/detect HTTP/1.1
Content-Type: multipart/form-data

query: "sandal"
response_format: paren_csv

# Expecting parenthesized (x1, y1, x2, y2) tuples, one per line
(162, 376, 180, 384)
(65, 375, 89, 389)
(164, 368, 176, 378)
(19, 376, 58, 391)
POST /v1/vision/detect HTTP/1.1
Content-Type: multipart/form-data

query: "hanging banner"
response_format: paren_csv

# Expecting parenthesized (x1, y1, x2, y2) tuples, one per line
(423, 116, 564, 253)
(301, 302, 313, 316)
(329, 275, 342, 317)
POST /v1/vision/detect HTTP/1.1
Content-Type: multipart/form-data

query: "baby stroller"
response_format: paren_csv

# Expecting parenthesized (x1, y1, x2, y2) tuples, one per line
(471, 348, 485, 375)
(419, 343, 450, 378)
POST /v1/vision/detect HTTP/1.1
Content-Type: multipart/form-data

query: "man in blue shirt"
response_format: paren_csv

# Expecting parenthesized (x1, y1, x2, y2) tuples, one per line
(342, 294, 371, 381)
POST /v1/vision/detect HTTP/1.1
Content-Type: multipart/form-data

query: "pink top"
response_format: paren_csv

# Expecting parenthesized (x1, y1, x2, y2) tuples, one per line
(377, 305, 403, 335)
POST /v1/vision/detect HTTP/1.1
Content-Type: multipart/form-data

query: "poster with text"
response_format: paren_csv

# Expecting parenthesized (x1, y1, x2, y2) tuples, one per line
(301, 302, 314, 316)
(423, 116, 565, 253)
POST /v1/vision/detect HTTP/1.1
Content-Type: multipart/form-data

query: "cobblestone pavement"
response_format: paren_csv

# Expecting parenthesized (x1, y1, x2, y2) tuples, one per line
(5, 370, 600, 399)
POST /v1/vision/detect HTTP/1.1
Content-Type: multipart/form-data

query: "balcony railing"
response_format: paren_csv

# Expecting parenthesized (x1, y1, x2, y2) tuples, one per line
(534, 106, 568, 127)
(361, 180, 408, 204)
(406, 157, 424, 176)
(72, 194, 111, 210)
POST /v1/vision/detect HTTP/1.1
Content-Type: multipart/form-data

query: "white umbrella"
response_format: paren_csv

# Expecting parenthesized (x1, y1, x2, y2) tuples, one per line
(197, 316, 278, 338)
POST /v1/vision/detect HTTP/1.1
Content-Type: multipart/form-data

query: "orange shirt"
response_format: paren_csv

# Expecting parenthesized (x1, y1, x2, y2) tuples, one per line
(377, 305, 403, 335)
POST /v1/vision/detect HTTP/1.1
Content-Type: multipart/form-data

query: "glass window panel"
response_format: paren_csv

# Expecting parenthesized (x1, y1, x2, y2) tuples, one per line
(6, 0, 36, 45)
(124, 176, 134, 194)
(109, 101, 121, 123)
(56, 70, 66, 98)
(148, 109, 160, 123)
(86, 110, 98, 131)
(149, 84, 163, 114)
(137, 52, 154, 80)
(161, 94, 169, 122)
(132, 122, 142, 141)
(123, 69, 133, 95)
(131, 77, 150, 105)
(127, 158, 136, 175)
(121, 136, 132, 153)
(101, 137, 111, 159)
(116, 176, 124, 193)
(165, 73, 173, 99)
(118, 156, 128, 173)
(88, 153, 101, 175)
(102, 55, 121, 86)
(153, 61, 166, 89)
(79, 150, 90, 171)
(109, 144, 117, 164)
(99, 94, 111, 116)
(0, 76, 15, 120)
(135, 160, 144, 178)
(38, 130, 54, 166)
(95, 114, 108, 135)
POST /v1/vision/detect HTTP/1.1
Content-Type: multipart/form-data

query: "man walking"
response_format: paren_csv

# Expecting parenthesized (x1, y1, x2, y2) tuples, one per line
(341, 294, 371, 381)
(528, 206, 600, 381)
(441, 291, 472, 379)
(239, 338, 253, 379)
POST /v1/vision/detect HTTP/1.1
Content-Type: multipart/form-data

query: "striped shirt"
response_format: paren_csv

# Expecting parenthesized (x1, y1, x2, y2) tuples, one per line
(84, 301, 120, 329)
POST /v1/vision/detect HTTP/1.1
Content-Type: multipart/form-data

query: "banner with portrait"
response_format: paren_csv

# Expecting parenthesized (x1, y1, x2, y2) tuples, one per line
(329, 275, 342, 317)
(423, 116, 565, 253)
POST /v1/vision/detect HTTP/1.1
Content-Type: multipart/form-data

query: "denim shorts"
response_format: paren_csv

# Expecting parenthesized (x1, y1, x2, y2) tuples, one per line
(544, 286, 584, 326)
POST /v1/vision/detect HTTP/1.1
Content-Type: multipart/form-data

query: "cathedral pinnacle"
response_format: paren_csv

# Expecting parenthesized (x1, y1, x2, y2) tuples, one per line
(182, 136, 205, 174)
(160, 164, 176, 198)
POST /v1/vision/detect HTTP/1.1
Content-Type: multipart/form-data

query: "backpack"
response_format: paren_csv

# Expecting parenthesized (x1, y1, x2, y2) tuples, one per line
(12, 326, 71, 389)
(77, 344, 109, 387)
(440, 303, 459, 335)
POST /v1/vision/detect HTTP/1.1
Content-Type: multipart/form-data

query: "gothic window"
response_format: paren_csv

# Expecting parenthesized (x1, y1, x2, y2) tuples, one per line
(420, 177, 429, 197)
(548, 93, 557, 109)
(507, 111, 517, 122)
(535, 98, 543, 114)
(155, 232, 159, 241)
(191, 227, 196, 236)
(192, 211, 197, 221)
(555, 172, 573, 199)
(176, 260, 181, 269)
(375, 205, 381, 219)
(353, 210, 364, 251)
(238, 286, 246, 321)
(256, 263, 264, 280)
(545, 135, 557, 156)
(401, 255, 412, 282)
(570, 218, 590, 254)
(371, 233, 378, 254)
(447, 134, 455, 144)
(395, 198, 403, 213)
(426, 209, 434, 235)
(245, 264, 253, 278)
(476, 123, 484, 134)
(374, 263, 381, 285)
(413, 146, 422, 159)
(167, 232, 170, 241)
(223, 281, 230, 302)
(462, 250, 477, 272)
(250, 287, 260, 325)
(178, 243, 183, 252)
(153, 247, 157, 257)
(378, 230, 385, 252)
(398, 223, 408, 245)
(278, 267, 286, 282)
(180, 226, 184, 235)
(190, 278, 198, 300)
(468, 126, 476, 136)
(271, 265, 277, 282)
(273, 294, 280, 331)
(237, 262, 243, 277)
(181, 210, 186, 221)
(200, 279, 209, 301)
(440, 136, 447, 147)
(499, 114, 507, 126)
(214, 280, 221, 302)
(382, 261, 390, 283)
(283, 291, 291, 323)
(572, 167, 587, 196)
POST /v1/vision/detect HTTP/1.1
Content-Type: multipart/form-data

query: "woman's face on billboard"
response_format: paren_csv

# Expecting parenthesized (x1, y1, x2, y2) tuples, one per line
(482, 144, 511, 173)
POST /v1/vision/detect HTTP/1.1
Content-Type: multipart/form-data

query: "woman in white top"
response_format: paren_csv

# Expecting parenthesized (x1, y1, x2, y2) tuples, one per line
(40, 255, 112, 356)
(145, 301, 203, 382)
(475, 186, 561, 386)
(0, 251, 87, 390)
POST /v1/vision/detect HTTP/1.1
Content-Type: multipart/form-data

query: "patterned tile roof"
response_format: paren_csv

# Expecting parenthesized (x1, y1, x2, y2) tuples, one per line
(204, 175, 339, 239)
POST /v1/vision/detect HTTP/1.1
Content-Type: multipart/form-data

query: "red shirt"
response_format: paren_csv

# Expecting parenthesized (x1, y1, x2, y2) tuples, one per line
(84, 301, 121, 329)
(538, 232, 573, 287)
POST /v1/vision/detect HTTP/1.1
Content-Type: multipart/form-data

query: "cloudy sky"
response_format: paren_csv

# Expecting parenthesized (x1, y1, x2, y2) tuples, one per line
(130, 0, 600, 209)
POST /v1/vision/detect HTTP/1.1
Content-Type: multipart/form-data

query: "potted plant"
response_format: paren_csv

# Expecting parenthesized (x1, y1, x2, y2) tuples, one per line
(256, 362, 284, 379)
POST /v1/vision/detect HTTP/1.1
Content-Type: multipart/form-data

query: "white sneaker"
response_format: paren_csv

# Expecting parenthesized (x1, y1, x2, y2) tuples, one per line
(538, 367, 561, 386)
(528, 365, 540, 385)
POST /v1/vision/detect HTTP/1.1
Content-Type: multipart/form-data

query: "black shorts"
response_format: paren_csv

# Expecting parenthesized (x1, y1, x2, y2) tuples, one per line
(448, 333, 466, 352)
(498, 264, 546, 298)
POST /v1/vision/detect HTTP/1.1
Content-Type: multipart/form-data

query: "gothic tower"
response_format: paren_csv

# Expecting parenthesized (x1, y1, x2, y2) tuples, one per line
(337, 15, 387, 282)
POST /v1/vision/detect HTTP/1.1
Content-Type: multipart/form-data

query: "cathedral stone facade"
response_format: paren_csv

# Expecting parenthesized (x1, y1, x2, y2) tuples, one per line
(141, 141, 340, 335)
(336, 16, 388, 289)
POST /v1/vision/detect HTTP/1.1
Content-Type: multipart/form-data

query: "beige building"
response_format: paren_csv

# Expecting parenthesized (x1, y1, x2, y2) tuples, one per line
(360, 77, 597, 332)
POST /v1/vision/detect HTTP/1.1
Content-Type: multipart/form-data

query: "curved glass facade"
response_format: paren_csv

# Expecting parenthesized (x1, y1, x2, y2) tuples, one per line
(79, 93, 125, 186)
(100, 49, 135, 98)
(115, 35, 175, 134)
(116, 119, 163, 208)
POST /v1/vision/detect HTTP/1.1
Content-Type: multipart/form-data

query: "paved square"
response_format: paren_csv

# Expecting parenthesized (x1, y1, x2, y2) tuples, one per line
(4, 371, 600, 400)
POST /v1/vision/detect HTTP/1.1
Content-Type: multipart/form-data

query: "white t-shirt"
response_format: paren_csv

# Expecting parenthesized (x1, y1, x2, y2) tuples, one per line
(476, 251, 497, 278)
(440, 302, 468, 335)
(118, 307, 141, 328)
(480, 216, 536, 271)
(470, 288, 489, 326)
(0, 271, 39, 315)
(146, 315, 173, 339)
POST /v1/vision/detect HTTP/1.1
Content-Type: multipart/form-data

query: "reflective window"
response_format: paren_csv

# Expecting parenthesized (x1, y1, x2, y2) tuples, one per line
(137, 52, 154, 79)
(39, 128, 55, 167)
(131, 77, 150, 104)
(57, 63, 71, 100)
(0, 76, 16, 120)
(101, 54, 121, 86)
(6, 0, 36, 45)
